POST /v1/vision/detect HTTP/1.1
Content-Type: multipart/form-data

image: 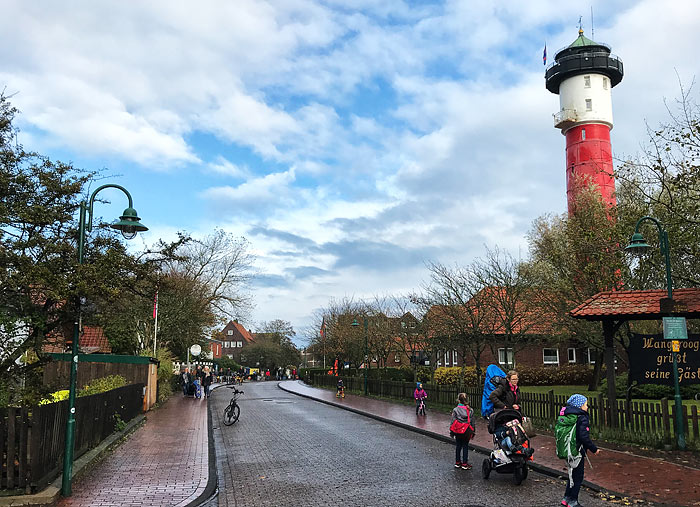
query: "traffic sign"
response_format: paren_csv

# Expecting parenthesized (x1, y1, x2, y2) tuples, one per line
(663, 317, 688, 340)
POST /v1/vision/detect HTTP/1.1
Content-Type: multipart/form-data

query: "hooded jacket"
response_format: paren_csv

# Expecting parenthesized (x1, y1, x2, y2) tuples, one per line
(563, 406, 598, 454)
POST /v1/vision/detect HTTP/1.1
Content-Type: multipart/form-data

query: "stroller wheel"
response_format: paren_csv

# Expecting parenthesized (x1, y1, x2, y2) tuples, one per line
(513, 464, 526, 485)
(481, 458, 491, 480)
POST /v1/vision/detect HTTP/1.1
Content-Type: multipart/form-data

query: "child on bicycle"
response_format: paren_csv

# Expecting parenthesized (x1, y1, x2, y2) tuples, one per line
(414, 382, 427, 414)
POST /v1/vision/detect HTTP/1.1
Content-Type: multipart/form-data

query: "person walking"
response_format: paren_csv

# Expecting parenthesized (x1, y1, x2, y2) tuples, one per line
(556, 394, 599, 507)
(181, 368, 191, 396)
(489, 370, 522, 413)
(449, 393, 475, 470)
(203, 366, 213, 398)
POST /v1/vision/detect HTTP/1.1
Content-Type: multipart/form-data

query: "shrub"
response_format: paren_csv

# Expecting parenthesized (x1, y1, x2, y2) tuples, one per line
(433, 367, 478, 386)
(517, 365, 593, 386)
(80, 375, 127, 396)
(599, 372, 700, 399)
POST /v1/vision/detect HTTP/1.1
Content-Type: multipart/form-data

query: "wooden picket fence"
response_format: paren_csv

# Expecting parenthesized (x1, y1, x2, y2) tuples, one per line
(0, 383, 144, 493)
(311, 374, 700, 445)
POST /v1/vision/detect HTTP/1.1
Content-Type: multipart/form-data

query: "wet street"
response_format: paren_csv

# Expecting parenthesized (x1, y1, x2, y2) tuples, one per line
(206, 382, 607, 507)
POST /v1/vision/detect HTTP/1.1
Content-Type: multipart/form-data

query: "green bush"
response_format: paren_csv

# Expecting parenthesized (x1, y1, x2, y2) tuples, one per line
(433, 367, 479, 386)
(599, 372, 700, 399)
(517, 365, 593, 386)
(80, 375, 128, 396)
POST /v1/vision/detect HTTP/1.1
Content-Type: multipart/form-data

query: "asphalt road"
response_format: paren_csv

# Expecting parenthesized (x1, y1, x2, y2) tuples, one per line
(205, 382, 608, 507)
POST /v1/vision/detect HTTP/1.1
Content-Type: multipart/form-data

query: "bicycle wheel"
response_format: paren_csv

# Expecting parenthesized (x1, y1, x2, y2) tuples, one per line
(223, 403, 240, 426)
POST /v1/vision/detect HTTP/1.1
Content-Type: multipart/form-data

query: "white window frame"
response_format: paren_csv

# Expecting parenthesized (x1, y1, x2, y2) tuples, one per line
(543, 348, 560, 365)
(444, 351, 450, 366)
(437, 352, 442, 367)
(585, 99, 592, 111)
(237, 341, 243, 347)
(498, 347, 514, 366)
(227, 329, 233, 335)
(452, 350, 457, 366)
(587, 348, 596, 364)
(394, 354, 401, 363)
(568, 348, 576, 363)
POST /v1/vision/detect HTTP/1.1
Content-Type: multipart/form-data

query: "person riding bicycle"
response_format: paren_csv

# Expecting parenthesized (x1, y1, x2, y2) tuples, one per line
(414, 382, 427, 414)
(336, 378, 345, 398)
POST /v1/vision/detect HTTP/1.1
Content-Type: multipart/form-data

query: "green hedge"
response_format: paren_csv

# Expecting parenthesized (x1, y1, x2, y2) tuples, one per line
(600, 372, 700, 399)
(429, 364, 595, 387)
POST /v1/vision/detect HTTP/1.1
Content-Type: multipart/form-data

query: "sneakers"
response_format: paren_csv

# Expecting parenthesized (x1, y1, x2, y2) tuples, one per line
(461, 462, 472, 470)
(454, 461, 462, 468)
(561, 499, 569, 507)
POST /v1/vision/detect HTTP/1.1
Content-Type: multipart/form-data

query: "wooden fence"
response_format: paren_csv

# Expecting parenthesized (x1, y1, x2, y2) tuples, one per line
(0, 383, 144, 493)
(311, 374, 700, 445)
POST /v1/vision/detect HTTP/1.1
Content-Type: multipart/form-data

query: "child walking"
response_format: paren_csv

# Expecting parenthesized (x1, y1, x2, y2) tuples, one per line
(450, 392, 475, 470)
(556, 394, 599, 507)
(414, 382, 427, 415)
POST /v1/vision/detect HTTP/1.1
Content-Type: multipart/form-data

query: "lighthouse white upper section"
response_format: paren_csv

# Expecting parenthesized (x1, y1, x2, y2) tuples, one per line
(554, 73, 614, 133)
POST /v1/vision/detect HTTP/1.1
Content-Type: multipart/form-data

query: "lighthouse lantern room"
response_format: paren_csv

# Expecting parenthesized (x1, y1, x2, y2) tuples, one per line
(545, 29, 624, 212)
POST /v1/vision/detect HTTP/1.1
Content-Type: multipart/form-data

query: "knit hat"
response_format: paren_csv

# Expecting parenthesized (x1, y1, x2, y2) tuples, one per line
(416, 382, 422, 389)
(567, 394, 587, 408)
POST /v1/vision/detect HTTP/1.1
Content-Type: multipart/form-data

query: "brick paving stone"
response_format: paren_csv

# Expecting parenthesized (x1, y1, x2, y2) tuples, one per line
(56, 394, 209, 507)
(281, 380, 700, 506)
(209, 381, 609, 507)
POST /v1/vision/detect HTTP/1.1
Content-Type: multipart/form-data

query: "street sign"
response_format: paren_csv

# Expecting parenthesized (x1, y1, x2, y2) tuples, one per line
(663, 317, 688, 340)
(671, 340, 680, 353)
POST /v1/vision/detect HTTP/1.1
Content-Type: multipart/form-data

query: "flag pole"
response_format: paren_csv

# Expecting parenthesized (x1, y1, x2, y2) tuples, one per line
(153, 291, 158, 355)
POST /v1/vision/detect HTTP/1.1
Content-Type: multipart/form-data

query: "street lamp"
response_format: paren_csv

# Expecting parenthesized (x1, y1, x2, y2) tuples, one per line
(625, 215, 685, 450)
(62, 184, 147, 496)
(351, 317, 368, 396)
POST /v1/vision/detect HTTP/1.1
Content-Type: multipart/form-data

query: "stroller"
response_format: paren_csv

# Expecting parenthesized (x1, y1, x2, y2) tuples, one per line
(481, 408, 534, 485)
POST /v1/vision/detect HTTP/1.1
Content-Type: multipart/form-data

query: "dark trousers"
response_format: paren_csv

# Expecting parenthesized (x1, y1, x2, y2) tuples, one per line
(565, 457, 585, 500)
(455, 437, 469, 463)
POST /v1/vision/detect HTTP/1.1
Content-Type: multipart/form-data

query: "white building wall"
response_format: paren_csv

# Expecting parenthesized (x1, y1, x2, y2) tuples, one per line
(558, 73, 614, 129)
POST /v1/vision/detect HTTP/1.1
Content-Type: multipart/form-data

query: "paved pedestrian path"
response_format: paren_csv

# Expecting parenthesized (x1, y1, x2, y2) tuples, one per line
(56, 393, 210, 507)
(280, 380, 700, 507)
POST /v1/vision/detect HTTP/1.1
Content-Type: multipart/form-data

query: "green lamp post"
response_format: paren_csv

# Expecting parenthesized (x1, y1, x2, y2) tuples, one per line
(351, 317, 368, 395)
(625, 215, 685, 450)
(62, 184, 147, 496)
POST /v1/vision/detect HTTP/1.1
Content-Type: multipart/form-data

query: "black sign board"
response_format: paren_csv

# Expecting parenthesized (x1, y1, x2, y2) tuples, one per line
(628, 333, 700, 386)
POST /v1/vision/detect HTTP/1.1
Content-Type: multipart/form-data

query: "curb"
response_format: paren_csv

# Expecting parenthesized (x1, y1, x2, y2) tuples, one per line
(277, 382, 628, 501)
(182, 397, 218, 507)
(0, 414, 146, 507)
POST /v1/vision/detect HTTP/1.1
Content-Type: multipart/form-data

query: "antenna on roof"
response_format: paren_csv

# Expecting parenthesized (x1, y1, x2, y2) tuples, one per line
(591, 6, 594, 39)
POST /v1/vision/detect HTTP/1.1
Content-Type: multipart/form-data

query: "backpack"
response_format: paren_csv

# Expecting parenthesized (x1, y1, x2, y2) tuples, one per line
(481, 364, 507, 417)
(450, 406, 475, 440)
(555, 413, 580, 460)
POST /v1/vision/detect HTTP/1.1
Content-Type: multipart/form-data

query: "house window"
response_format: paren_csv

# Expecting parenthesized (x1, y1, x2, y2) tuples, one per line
(227, 330, 233, 335)
(394, 354, 401, 363)
(401, 321, 406, 328)
(603, 77, 608, 90)
(581, 128, 586, 140)
(585, 99, 592, 111)
(408, 322, 416, 328)
(498, 348, 514, 366)
(452, 350, 458, 366)
(237, 341, 243, 347)
(437, 352, 442, 367)
(568, 348, 577, 363)
(227, 354, 233, 359)
(543, 348, 560, 365)
(587, 348, 596, 364)
(584, 75, 591, 88)
(223, 341, 229, 348)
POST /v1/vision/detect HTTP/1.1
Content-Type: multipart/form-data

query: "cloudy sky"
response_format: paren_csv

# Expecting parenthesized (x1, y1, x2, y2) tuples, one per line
(2, 1, 699, 341)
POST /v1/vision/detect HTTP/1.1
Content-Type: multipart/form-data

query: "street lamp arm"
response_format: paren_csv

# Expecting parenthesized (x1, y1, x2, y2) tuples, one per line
(85, 184, 135, 232)
(632, 215, 672, 300)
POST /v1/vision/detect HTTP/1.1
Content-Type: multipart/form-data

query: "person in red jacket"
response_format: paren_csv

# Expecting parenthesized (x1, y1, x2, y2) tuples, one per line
(414, 382, 427, 415)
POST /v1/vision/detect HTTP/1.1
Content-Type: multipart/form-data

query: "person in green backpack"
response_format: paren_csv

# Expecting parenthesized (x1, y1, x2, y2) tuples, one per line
(555, 394, 599, 507)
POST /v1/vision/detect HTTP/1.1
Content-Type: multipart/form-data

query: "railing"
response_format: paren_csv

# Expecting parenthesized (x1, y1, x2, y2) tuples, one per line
(311, 375, 700, 445)
(0, 383, 144, 493)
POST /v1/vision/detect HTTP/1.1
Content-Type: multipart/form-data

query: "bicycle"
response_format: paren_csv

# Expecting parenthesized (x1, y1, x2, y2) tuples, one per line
(223, 385, 244, 426)
(417, 397, 427, 415)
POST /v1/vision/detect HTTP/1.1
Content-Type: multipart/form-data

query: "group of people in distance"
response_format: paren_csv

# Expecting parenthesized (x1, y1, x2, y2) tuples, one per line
(180, 365, 213, 399)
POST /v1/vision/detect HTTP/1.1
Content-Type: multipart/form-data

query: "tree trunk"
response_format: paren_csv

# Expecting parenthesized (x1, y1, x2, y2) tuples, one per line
(587, 352, 603, 391)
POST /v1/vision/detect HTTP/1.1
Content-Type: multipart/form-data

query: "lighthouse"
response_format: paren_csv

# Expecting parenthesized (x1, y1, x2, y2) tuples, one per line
(545, 29, 624, 213)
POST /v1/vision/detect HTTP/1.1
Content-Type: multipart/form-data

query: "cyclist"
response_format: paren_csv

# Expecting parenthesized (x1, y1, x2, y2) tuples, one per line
(414, 382, 427, 415)
(336, 378, 345, 398)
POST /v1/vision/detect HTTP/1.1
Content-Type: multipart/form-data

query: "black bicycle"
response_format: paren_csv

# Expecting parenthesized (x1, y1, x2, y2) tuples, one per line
(223, 385, 244, 426)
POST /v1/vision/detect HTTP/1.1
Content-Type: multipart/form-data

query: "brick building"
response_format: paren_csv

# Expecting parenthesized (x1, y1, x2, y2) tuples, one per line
(215, 320, 255, 362)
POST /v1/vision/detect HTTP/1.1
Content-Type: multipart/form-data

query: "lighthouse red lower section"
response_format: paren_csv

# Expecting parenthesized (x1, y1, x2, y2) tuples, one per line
(565, 123, 616, 213)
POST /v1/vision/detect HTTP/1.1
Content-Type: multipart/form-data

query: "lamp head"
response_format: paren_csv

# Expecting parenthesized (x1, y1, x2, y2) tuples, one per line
(111, 207, 148, 240)
(351, 319, 359, 327)
(625, 231, 651, 255)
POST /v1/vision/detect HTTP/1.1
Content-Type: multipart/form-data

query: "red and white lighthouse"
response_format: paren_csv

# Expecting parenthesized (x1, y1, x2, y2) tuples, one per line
(545, 29, 624, 213)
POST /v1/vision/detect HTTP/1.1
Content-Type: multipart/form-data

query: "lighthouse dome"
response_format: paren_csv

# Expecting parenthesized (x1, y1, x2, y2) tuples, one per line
(545, 30, 623, 94)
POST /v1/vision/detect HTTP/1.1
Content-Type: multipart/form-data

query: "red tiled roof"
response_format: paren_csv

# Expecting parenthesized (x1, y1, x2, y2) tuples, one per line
(570, 288, 700, 321)
(42, 325, 112, 354)
(228, 321, 255, 343)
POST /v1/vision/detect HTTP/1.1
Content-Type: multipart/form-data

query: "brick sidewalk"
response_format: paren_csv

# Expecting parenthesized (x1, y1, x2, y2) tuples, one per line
(280, 380, 700, 507)
(56, 394, 210, 507)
